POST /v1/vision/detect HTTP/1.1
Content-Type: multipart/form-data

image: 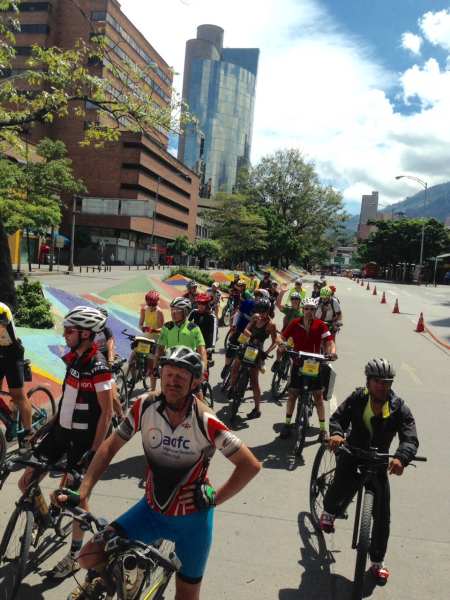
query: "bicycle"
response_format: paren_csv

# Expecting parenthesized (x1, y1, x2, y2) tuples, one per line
(0, 456, 81, 599)
(201, 349, 215, 409)
(0, 359, 56, 466)
(219, 296, 235, 328)
(59, 503, 181, 600)
(270, 351, 292, 400)
(228, 343, 270, 421)
(284, 349, 329, 457)
(309, 444, 426, 600)
(111, 357, 129, 428)
(122, 330, 156, 395)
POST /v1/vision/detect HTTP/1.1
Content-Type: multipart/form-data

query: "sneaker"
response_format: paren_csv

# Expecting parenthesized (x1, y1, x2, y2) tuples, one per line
(246, 408, 261, 419)
(279, 423, 292, 439)
(67, 576, 105, 599)
(47, 552, 80, 579)
(319, 511, 335, 533)
(271, 360, 280, 373)
(370, 562, 389, 584)
(318, 430, 329, 443)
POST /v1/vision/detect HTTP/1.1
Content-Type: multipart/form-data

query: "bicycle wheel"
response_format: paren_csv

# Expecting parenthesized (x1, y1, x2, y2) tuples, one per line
(309, 444, 337, 529)
(223, 329, 231, 351)
(28, 386, 56, 428)
(0, 506, 34, 599)
(271, 355, 290, 400)
(230, 370, 248, 421)
(294, 393, 309, 457)
(221, 364, 231, 392)
(352, 490, 374, 600)
(222, 306, 232, 328)
(202, 382, 214, 409)
(116, 369, 129, 414)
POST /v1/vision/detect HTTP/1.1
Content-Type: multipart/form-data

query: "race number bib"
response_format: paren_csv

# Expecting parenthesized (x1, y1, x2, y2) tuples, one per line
(300, 359, 320, 377)
(136, 341, 151, 355)
(243, 346, 259, 363)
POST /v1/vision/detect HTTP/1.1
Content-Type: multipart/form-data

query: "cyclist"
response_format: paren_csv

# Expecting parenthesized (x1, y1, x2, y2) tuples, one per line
(62, 346, 261, 600)
(184, 280, 199, 309)
(311, 281, 321, 299)
(220, 292, 256, 380)
(229, 297, 277, 419)
(278, 297, 337, 441)
(259, 270, 272, 290)
(287, 278, 307, 304)
(0, 302, 33, 453)
(208, 282, 222, 319)
(320, 358, 419, 584)
(139, 291, 165, 391)
(268, 281, 279, 318)
(189, 293, 217, 351)
(18, 306, 113, 579)
(315, 286, 343, 339)
(247, 271, 259, 293)
(276, 287, 303, 329)
(156, 297, 207, 373)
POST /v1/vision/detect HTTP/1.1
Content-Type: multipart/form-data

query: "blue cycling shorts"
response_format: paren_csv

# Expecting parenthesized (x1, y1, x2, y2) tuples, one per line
(114, 497, 214, 582)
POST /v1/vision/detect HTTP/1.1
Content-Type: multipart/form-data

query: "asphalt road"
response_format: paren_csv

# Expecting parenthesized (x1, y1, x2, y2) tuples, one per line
(1, 274, 449, 599)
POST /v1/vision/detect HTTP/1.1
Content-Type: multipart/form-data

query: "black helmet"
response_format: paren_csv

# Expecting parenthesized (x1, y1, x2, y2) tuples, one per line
(365, 358, 396, 381)
(160, 346, 203, 378)
(253, 298, 271, 314)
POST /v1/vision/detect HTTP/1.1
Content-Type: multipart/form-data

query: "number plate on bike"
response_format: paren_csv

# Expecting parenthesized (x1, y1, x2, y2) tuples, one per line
(300, 359, 320, 377)
(243, 347, 258, 363)
(136, 341, 151, 355)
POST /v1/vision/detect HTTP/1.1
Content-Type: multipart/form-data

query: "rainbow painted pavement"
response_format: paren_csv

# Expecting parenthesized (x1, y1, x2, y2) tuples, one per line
(17, 268, 301, 398)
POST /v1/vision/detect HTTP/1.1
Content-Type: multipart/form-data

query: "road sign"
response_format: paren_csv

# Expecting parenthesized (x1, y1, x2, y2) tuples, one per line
(55, 236, 65, 249)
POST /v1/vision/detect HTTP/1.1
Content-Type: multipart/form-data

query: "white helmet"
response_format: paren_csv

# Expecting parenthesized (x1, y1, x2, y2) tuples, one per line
(294, 278, 303, 285)
(302, 297, 318, 308)
(63, 306, 107, 333)
(254, 288, 270, 298)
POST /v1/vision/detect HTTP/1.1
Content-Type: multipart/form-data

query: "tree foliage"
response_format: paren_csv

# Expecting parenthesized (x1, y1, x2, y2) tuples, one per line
(357, 219, 450, 266)
(15, 277, 53, 328)
(167, 235, 193, 257)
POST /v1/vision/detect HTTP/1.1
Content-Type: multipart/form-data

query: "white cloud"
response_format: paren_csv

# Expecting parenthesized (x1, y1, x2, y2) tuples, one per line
(120, 0, 450, 209)
(419, 9, 450, 51)
(401, 32, 422, 55)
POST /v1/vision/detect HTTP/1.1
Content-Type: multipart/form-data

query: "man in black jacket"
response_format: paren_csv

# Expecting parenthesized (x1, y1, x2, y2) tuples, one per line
(320, 358, 419, 585)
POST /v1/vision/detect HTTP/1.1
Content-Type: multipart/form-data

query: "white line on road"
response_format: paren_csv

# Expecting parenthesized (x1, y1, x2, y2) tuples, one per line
(401, 362, 422, 385)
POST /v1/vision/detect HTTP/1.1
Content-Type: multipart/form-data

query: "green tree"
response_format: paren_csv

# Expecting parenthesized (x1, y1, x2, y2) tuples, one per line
(357, 219, 450, 267)
(207, 193, 268, 265)
(192, 239, 221, 268)
(167, 235, 193, 262)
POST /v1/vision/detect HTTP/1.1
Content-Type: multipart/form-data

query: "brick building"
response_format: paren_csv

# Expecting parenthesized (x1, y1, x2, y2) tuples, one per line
(10, 0, 199, 264)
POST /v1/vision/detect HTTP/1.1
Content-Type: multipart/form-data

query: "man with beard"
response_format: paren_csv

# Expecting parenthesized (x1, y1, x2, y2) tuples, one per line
(320, 358, 419, 585)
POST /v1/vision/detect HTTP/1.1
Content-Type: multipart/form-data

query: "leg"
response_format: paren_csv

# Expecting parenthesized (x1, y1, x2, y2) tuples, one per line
(18, 465, 45, 494)
(229, 358, 241, 388)
(247, 369, 261, 418)
(9, 387, 32, 431)
(323, 455, 360, 515)
(313, 389, 327, 439)
(280, 388, 298, 438)
(148, 356, 157, 392)
(370, 474, 390, 564)
(175, 577, 201, 600)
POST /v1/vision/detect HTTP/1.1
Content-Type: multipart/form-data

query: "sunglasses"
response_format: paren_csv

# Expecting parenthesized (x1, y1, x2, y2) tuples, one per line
(303, 307, 315, 311)
(63, 327, 79, 335)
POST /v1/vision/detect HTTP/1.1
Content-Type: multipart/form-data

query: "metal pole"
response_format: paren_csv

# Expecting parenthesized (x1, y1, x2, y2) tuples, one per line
(69, 195, 77, 272)
(419, 182, 427, 267)
(433, 257, 438, 287)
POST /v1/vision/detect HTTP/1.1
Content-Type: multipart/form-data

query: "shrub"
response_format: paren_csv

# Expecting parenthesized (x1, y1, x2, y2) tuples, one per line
(166, 267, 213, 287)
(15, 278, 54, 329)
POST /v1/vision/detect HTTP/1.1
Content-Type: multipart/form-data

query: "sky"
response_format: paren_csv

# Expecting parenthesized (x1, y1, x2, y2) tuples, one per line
(120, 0, 450, 214)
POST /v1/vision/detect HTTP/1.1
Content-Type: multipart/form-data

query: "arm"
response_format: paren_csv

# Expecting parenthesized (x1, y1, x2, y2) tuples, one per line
(323, 336, 336, 356)
(243, 315, 257, 338)
(197, 345, 207, 371)
(105, 337, 115, 365)
(329, 393, 354, 438)
(155, 308, 165, 332)
(79, 432, 127, 501)
(215, 445, 261, 506)
(276, 288, 287, 310)
(394, 402, 419, 466)
(265, 323, 279, 355)
(91, 388, 113, 451)
(139, 307, 145, 331)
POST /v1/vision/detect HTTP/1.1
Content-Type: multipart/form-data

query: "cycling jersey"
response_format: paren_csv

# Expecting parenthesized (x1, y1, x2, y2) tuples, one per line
(158, 320, 205, 351)
(315, 298, 341, 322)
(0, 320, 25, 388)
(94, 326, 113, 357)
(188, 310, 217, 349)
(232, 298, 255, 333)
(59, 345, 112, 432)
(259, 278, 272, 290)
(287, 287, 307, 303)
(117, 395, 242, 516)
(281, 317, 331, 355)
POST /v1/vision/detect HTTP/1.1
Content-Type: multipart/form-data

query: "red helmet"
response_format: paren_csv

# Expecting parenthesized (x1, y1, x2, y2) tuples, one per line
(330, 285, 337, 293)
(196, 293, 212, 305)
(145, 291, 160, 306)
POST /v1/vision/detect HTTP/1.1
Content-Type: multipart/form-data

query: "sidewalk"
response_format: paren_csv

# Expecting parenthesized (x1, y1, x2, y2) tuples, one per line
(15, 263, 171, 278)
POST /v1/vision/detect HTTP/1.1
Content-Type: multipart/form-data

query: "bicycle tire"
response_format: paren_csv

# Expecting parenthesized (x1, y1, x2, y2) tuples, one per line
(230, 370, 248, 421)
(294, 393, 309, 456)
(0, 506, 34, 599)
(352, 490, 374, 600)
(223, 329, 231, 351)
(27, 387, 56, 433)
(0, 427, 6, 467)
(115, 370, 129, 414)
(270, 355, 290, 400)
(202, 382, 214, 409)
(146, 540, 176, 600)
(222, 307, 232, 328)
(309, 444, 337, 529)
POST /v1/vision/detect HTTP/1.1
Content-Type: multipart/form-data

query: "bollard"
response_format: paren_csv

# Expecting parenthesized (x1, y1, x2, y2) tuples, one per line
(415, 313, 425, 332)
(392, 299, 400, 314)
(381, 291, 386, 304)
(372, 286, 377, 296)
(366, 282, 370, 291)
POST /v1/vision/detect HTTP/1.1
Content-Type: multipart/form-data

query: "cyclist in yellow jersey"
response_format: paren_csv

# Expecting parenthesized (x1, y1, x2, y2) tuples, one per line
(138, 291, 165, 391)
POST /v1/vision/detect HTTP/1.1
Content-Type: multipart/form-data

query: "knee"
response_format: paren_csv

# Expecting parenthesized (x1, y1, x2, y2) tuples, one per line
(78, 539, 105, 570)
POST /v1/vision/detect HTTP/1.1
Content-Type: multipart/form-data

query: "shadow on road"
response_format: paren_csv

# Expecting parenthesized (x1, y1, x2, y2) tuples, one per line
(101, 455, 146, 488)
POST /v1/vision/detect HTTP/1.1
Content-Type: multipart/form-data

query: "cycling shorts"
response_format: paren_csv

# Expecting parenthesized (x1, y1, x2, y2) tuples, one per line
(114, 496, 214, 584)
(0, 355, 24, 389)
(34, 423, 95, 469)
(289, 363, 326, 394)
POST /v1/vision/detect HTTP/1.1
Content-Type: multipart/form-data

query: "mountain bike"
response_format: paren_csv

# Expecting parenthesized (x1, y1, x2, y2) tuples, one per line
(60, 503, 181, 600)
(111, 356, 129, 428)
(0, 360, 56, 466)
(285, 350, 329, 457)
(309, 444, 427, 600)
(201, 349, 215, 409)
(122, 330, 156, 394)
(270, 352, 292, 400)
(0, 456, 81, 599)
(220, 296, 236, 328)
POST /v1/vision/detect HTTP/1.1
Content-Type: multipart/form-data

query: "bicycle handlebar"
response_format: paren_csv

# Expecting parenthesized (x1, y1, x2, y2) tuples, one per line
(337, 444, 427, 463)
(121, 328, 135, 341)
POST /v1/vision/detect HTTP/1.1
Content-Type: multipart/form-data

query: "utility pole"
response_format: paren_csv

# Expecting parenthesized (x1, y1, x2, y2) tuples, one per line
(68, 195, 79, 273)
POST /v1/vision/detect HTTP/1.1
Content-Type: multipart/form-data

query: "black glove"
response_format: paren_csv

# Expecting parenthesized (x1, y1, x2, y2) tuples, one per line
(194, 483, 216, 510)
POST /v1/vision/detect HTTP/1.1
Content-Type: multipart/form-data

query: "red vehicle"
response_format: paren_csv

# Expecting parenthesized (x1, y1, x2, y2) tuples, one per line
(362, 262, 378, 278)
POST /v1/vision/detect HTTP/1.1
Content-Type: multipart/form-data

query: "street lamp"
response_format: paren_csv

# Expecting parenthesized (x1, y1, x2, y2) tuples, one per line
(395, 174, 428, 271)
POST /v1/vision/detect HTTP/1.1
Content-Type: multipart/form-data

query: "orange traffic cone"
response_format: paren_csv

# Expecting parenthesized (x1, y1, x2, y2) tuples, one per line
(392, 298, 400, 314)
(360, 280, 364, 287)
(356, 278, 359, 284)
(415, 312, 425, 332)
(381, 291, 387, 304)
(366, 282, 370, 291)
(373, 286, 377, 296)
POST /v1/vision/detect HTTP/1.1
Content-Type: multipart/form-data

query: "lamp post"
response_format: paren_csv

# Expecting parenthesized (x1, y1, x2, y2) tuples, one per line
(395, 174, 428, 276)
(68, 195, 81, 273)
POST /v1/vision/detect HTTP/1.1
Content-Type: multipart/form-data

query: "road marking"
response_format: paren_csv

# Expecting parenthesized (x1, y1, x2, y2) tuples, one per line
(401, 362, 422, 385)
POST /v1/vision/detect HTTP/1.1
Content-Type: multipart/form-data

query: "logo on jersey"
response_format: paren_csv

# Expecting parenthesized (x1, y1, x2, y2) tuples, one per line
(147, 428, 191, 450)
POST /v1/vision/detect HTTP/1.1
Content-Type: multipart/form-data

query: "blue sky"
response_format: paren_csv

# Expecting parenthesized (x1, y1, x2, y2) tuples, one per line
(122, 0, 450, 214)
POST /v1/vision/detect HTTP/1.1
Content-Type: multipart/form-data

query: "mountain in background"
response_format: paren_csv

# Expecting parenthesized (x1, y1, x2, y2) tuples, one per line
(344, 181, 450, 231)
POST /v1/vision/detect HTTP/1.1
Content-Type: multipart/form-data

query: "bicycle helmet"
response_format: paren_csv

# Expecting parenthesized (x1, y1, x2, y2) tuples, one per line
(237, 279, 246, 286)
(302, 297, 318, 308)
(320, 286, 333, 299)
(98, 307, 108, 317)
(145, 290, 160, 306)
(365, 358, 396, 381)
(63, 306, 107, 333)
(186, 280, 197, 290)
(290, 292, 302, 301)
(254, 288, 270, 298)
(294, 278, 303, 285)
(160, 346, 203, 378)
(170, 297, 192, 316)
(211, 282, 220, 289)
(330, 285, 337, 293)
(253, 298, 271, 314)
(0, 302, 13, 325)
(196, 293, 212, 304)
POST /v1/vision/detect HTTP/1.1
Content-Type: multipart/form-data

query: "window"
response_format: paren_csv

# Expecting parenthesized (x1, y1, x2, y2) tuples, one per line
(122, 163, 191, 198)
(19, 2, 50, 11)
(155, 212, 188, 230)
(19, 24, 50, 34)
(91, 11, 107, 22)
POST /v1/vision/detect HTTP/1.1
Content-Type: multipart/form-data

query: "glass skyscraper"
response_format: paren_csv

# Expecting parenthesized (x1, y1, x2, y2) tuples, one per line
(178, 25, 259, 196)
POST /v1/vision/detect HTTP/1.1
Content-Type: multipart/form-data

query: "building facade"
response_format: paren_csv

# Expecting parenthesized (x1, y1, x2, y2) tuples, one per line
(178, 25, 259, 196)
(357, 191, 379, 240)
(9, 0, 199, 264)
